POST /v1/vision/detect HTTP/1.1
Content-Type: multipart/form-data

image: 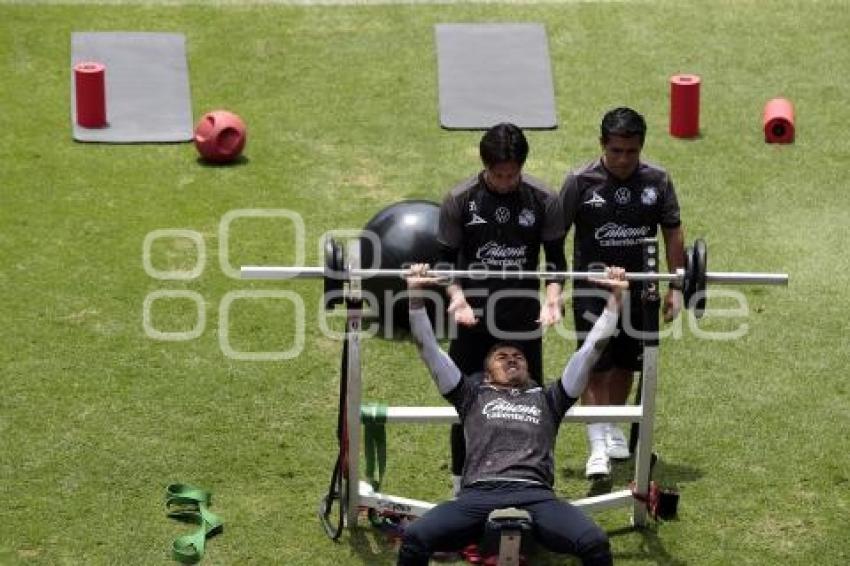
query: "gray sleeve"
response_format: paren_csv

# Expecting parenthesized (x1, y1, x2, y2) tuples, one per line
(560, 307, 618, 398)
(409, 307, 462, 395)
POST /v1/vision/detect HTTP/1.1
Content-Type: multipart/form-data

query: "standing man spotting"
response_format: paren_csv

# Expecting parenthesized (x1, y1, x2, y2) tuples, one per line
(438, 122, 567, 495)
(559, 107, 685, 478)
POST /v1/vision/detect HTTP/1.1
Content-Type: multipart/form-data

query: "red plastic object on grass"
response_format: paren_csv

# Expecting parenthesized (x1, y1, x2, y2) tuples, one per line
(74, 62, 107, 128)
(194, 110, 247, 163)
(763, 97, 795, 143)
(669, 74, 701, 138)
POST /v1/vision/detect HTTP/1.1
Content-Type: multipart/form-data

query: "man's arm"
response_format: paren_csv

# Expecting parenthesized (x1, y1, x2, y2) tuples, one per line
(662, 224, 685, 321)
(559, 269, 627, 398)
(662, 225, 685, 274)
(440, 249, 479, 327)
(659, 171, 685, 321)
(558, 172, 580, 236)
(560, 308, 618, 398)
(438, 196, 478, 327)
(539, 237, 567, 326)
(408, 274, 462, 396)
(438, 243, 474, 325)
(537, 179, 569, 327)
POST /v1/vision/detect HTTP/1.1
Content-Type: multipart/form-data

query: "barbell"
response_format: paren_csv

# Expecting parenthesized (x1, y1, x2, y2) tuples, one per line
(241, 237, 788, 317)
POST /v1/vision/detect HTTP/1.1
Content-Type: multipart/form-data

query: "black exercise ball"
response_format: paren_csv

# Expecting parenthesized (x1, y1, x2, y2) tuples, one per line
(359, 200, 444, 338)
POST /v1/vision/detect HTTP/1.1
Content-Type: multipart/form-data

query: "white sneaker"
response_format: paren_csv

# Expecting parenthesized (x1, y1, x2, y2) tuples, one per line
(605, 425, 631, 460)
(585, 451, 611, 479)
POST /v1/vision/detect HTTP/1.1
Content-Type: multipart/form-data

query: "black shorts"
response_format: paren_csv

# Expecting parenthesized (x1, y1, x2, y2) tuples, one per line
(572, 287, 644, 373)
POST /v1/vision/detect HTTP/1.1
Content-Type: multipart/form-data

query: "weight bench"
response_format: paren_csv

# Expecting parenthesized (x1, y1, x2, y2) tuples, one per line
(483, 507, 532, 566)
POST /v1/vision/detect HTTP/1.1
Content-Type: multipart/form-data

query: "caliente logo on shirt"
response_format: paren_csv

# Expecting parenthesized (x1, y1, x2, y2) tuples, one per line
(482, 398, 541, 425)
(475, 241, 527, 268)
(594, 222, 651, 247)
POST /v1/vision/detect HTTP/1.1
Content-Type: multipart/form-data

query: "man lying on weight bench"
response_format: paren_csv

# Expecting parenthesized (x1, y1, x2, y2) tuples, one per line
(397, 264, 626, 566)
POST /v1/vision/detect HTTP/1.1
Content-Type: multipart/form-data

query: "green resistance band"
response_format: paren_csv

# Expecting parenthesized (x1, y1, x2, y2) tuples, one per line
(361, 403, 388, 491)
(165, 484, 223, 564)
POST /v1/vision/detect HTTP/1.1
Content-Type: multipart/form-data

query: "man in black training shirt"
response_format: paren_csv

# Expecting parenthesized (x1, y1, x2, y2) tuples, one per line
(559, 107, 685, 478)
(438, 122, 567, 494)
(396, 264, 625, 566)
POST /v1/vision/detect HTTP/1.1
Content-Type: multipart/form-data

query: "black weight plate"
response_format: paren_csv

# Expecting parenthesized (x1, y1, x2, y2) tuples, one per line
(682, 244, 695, 309)
(693, 239, 707, 318)
(323, 238, 344, 310)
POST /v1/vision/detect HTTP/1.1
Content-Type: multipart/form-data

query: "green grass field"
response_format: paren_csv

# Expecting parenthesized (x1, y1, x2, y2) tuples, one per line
(1, 0, 849, 564)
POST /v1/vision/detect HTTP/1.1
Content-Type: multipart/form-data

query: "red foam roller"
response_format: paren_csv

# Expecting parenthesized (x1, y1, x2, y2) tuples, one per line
(763, 97, 795, 144)
(74, 62, 107, 128)
(669, 74, 701, 138)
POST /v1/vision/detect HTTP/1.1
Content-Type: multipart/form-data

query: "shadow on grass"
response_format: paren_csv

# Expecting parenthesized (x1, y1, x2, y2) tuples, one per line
(519, 524, 688, 566)
(555, 454, 701, 564)
(346, 517, 687, 566)
(194, 155, 251, 167)
(607, 524, 688, 566)
(560, 452, 704, 497)
(348, 525, 404, 565)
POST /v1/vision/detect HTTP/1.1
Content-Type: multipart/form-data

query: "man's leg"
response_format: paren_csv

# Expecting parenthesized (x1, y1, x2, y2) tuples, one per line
(525, 498, 612, 566)
(602, 289, 644, 460)
(573, 288, 620, 477)
(584, 367, 634, 405)
(583, 366, 635, 464)
(397, 492, 491, 565)
(582, 370, 614, 477)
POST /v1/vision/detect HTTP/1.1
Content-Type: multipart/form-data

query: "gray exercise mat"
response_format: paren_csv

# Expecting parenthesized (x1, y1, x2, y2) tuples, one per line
(435, 23, 558, 130)
(71, 32, 193, 143)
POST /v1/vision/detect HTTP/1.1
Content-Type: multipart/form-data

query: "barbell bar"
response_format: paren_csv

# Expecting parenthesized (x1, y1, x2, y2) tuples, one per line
(242, 266, 663, 280)
(240, 237, 787, 317)
(240, 265, 788, 286)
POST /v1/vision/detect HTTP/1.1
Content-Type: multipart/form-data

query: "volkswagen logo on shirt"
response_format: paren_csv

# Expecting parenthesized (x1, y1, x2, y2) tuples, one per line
(494, 206, 511, 224)
(641, 186, 658, 206)
(614, 187, 631, 205)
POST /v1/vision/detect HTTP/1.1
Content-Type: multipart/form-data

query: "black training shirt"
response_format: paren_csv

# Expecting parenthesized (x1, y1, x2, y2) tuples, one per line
(560, 159, 681, 273)
(445, 377, 575, 488)
(438, 172, 565, 328)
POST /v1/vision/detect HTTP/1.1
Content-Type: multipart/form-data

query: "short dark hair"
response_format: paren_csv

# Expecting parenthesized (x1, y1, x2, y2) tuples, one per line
(600, 107, 647, 144)
(479, 123, 529, 168)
